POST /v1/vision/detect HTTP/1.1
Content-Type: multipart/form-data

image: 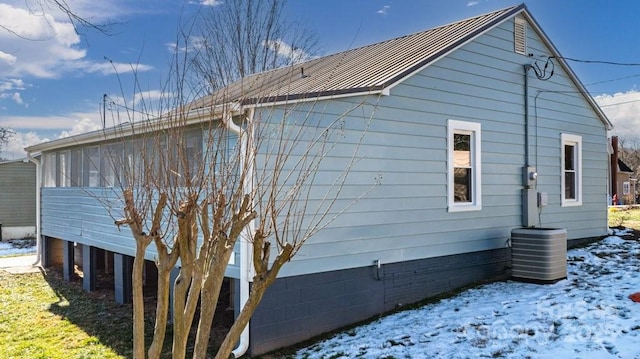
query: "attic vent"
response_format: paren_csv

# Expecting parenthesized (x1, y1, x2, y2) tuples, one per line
(514, 17, 527, 55)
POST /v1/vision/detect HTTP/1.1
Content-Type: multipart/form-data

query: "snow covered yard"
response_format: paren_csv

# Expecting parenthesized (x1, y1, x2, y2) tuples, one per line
(0, 240, 36, 257)
(294, 232, 640, 359)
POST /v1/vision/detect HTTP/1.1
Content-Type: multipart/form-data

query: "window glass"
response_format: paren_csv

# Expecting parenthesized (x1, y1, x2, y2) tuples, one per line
(43, 152, 57, 187)
(453, 133, 472, 202)
(103, 143, 124, 187)
(561, 134, 582, 206)
(83, 146, 100, 187)
(71, 149, 82, 186)
(564, 145, 576, 200)
(59, 150, 71, 187)
(448, 120, 481, 212)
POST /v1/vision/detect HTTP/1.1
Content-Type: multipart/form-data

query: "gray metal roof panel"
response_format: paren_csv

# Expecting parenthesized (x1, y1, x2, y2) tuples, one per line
(193, 4, 525, 107)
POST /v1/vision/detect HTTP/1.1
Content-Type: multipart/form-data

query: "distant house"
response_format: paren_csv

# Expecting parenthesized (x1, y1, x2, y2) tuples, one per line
(0, 159, 36, 241)
(610, 136, 636, 205)
(25, 4, 612, 356)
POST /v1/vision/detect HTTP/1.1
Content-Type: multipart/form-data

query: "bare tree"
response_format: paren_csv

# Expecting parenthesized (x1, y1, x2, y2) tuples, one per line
(0, 126, 15, 160)
(96, 3, 377, 357)
(0, 0, 111, 40)
(106, 57, 377, 358)
(190, 0, 318, 90)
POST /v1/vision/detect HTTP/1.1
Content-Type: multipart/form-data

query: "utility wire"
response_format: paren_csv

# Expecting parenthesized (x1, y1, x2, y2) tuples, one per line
(553, 56, 640, 67)
(587, 73, 640, 87)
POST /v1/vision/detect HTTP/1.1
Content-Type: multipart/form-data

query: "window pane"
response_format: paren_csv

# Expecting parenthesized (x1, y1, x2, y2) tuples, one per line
(565, 172, 576, 199)
(564, 145, 574, 170)
(454, 167, 472, 202)
(43, 153, 56, 187)
(59, 151, 71, 187)
(454, 134, 471, 167)
(103, 143, 123, 187)
(83, 147, 100, 187)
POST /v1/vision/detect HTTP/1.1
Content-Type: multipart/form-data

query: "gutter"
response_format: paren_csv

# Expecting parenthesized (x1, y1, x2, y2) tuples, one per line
(26, 152, 42, 266)
(222, 107, 254, 358)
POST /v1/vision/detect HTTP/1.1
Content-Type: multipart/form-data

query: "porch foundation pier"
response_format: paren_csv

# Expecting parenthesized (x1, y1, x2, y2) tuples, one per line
(114, 253, 133, 304)
(62, 240, 74, 281)
(82, 245, 97, 292)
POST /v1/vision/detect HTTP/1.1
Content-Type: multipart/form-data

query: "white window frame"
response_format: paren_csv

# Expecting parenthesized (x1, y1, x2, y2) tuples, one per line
(561, 133, 582, 207)
(448, 120, 482, 212)
(623, 181, 630, 195)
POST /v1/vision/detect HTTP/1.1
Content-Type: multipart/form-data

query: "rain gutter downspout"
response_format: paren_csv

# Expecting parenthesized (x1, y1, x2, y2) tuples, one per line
(26, 152, 42, 266)
(223, 107, 254, 358)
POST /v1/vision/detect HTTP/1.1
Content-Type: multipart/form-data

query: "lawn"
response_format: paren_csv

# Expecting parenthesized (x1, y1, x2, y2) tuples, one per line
(0, 268, 134, 358)
(608, 206, 640, 229)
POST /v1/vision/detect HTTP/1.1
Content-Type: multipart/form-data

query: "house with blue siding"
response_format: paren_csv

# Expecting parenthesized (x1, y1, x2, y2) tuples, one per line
(25, 4, 612, 356)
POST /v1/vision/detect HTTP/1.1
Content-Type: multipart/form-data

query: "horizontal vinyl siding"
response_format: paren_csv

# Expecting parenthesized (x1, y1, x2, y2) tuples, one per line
(273, 18, 607, 277)
(41, 187, 241, 278)
(0, 162, 36, 227)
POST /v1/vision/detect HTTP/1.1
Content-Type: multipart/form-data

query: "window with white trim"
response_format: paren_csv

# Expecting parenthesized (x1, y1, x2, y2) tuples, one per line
(623, 181, 630, 195)
(448, 120, 481, 212)
(561, 133, 582, 206)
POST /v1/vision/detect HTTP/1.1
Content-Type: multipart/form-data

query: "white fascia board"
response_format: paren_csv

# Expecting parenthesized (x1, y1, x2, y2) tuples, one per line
(248, 88, 387, 109)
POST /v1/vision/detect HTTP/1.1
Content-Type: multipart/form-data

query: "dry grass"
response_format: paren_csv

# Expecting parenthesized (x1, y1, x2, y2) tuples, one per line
(608, 206, 640, 230)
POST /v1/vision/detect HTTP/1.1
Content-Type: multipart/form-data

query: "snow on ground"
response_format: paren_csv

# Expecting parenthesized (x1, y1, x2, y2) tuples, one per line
(295, 233, 640, 359)
(0, 241, 36, 257)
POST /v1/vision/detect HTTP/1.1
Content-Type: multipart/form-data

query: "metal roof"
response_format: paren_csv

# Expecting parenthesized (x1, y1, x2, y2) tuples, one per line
(26, 3, 614, 153)
(193, 4, 526, 107)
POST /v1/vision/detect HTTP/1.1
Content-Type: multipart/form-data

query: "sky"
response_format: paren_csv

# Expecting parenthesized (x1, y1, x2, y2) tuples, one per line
(293, 231, 640, 358)
(2, 0, 640, 159)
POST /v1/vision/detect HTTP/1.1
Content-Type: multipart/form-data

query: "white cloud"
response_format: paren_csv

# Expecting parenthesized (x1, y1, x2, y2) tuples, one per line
(166, 36, 206, 54)
(0, 78, 24, 92)
(0, 3, 153, 79)
(58, 117, 102, 138)
(0, 50, 17, 66)
(0, 2, 154, 108)
(264, 39, 310, 64)
(377, 5, 390, 15)
(0, 109, 103, 158)
(0, 130, 48, 160)
(595, 90, 640, 140)
(0, 110, 101, 131)
(75, 60, 154, 76)
(10, 92, 23, 105)
(0, 4, 86, 78)
(467, 1, 480, 6)
(188, 0, 222, 6)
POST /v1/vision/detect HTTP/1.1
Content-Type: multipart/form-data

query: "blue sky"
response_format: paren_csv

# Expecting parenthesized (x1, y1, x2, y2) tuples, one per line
(1, 0, 640, 159)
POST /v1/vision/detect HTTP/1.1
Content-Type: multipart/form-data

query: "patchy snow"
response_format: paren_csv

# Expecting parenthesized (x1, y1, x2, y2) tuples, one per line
(295, 237, 640, 359)
(0, 241, 36, 257)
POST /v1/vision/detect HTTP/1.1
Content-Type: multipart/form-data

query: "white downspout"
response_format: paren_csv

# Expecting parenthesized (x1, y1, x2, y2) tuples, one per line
(223, 107, 254, 358)
(26, 152, 42, 266)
